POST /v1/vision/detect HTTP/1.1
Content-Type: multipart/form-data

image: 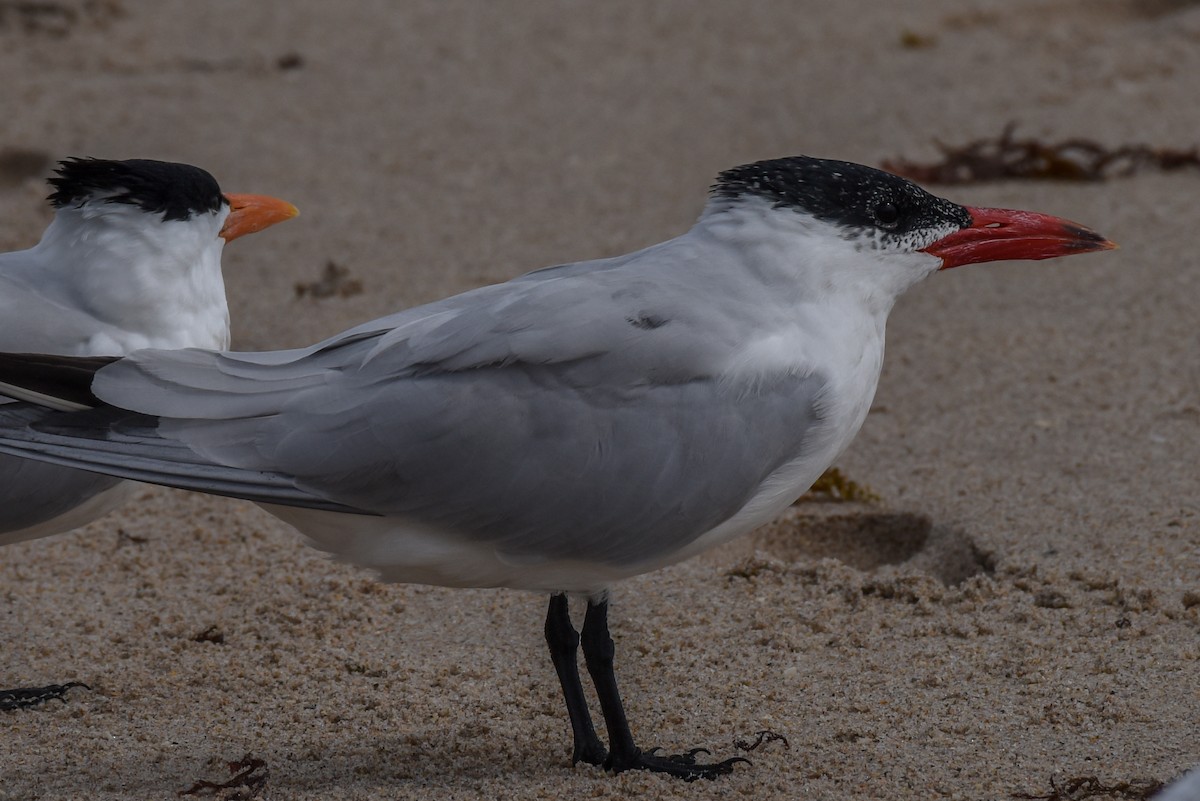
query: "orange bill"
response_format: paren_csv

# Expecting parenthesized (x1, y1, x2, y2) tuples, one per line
(220, 193, 299, 241)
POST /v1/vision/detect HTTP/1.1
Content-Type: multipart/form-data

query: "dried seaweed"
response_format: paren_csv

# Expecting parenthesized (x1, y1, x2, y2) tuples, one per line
(295, 260, 364, 299)
(0, 0, 124, 37)
(0, 681, 89, 711)
(0, 146, 50, 186)
(276, 52, 304, 71)
(191, 624, 225, 644)
(883, 124, 1200, 184)
(114, 528, 148, 547)
(733, 729, 790, 752)
(795, 467, 880, 504)
(178, 754, 267, 799)
(898, 29, 937, 49)
(1012, 775, 1165, 800)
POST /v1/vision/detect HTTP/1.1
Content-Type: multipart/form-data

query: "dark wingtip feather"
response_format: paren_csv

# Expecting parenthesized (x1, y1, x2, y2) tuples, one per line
(0, 353, 117, 408)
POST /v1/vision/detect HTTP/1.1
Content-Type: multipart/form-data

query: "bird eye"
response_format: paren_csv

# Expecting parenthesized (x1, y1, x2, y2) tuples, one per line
(874, 201, 900, 228)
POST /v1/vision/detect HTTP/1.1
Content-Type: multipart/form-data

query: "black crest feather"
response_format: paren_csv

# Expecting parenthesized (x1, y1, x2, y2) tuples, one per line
(48, 158, 226, 221)
(712, 156, 970, 236)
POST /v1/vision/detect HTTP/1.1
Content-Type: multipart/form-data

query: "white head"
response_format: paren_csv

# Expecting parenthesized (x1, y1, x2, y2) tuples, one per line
(701, 156, 1115, 314)
(34, 159, 297, 352)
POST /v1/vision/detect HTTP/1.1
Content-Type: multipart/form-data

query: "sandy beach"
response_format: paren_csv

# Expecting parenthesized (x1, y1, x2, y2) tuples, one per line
(1, 2, 1197, 799)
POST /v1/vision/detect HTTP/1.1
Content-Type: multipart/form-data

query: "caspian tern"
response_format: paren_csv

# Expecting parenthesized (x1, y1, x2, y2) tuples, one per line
(0, 156, 1113, 777)
(0, 157, 296, 710)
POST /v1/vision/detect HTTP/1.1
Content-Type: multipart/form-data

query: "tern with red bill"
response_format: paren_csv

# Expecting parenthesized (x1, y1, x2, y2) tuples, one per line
(0, 156, 1112, 776)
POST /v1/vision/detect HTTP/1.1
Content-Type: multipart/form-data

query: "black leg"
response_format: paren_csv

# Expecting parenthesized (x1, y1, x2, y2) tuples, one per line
(0, 682, 90, 712)
(579, 598, 639, 767)
(544, 594, 607, 766)
(579, 597, 748, 781)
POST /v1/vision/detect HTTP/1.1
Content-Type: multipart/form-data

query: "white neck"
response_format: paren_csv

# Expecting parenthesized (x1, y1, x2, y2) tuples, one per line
(30, 203, 232, 353)
(692, 197, 942, 481)
(698, 196, 941, 315)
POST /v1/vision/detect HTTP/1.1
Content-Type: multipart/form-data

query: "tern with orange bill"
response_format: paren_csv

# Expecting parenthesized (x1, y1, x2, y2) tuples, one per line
(0, 157, 295, 709)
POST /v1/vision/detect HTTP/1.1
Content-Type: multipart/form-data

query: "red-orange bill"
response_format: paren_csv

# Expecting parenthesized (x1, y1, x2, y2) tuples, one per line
(922, 206, 1116, 270)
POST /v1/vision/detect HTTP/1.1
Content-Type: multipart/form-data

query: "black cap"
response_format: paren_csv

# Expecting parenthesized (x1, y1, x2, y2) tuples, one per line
(712, 156, 970, 237)
(48, 158, 227, 222)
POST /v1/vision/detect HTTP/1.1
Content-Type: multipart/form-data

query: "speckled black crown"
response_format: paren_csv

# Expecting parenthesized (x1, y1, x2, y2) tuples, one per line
(712, 156, 970, 236)
(48, 158, 226, 222)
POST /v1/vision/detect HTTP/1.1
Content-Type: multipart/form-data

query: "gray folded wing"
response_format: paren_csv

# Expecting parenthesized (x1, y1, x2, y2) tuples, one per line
(0, 272, 134, 355)
(0, 269, 130, 540)
(0, 405, 365, 514)
(0, 453, 124, 543)
(0, 239, 830, 566)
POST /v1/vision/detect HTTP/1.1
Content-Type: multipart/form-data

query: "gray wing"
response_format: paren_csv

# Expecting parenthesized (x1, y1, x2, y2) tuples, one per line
(0, 405, 365, 514)
(0, 369, 824, 566)
(264, 365, 825, 565)
(0, 236, 829, 565)
(0, 270, 129, 355)
(0, 452, 123, 542)
(0, 260, 134, 542)
(90, 233, 778, 415)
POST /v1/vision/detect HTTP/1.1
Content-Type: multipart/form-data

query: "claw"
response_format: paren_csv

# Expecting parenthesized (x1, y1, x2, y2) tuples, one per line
(623, 746, 751, 781)
(0, 681, 91, 711)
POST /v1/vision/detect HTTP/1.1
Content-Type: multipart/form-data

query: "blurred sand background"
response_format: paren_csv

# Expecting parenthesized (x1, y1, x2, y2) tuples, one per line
(1, 2, 1197, 799)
